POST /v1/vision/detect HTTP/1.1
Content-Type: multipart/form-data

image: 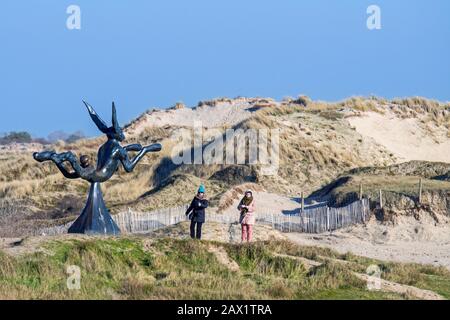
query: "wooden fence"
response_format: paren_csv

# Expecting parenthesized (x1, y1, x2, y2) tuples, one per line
(259, 198, 370, 233)
(36, 198, 370, 236)
(114, 206, 189, 233)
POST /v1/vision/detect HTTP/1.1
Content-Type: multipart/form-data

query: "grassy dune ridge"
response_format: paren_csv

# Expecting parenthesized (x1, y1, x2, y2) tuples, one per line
(0, 237, 449, 300)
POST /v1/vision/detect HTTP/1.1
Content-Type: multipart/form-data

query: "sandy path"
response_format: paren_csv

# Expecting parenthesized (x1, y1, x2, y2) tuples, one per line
(279, 252, 444, 299)
(286, 218, 450, 270)
(207, 245, 241, 272)
(288, 233, 450, 270)
(219, 190, 323, 216)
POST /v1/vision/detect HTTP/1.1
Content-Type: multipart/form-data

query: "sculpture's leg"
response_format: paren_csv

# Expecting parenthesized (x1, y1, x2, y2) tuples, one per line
(53, 152, 85, 176)
(33, 150, 56, 162)
(33, 151, 80, 179)
(68, 182, 121, 235)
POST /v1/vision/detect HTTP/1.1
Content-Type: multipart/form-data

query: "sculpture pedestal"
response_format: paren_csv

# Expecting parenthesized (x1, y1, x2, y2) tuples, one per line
(68, 182, 121, 235)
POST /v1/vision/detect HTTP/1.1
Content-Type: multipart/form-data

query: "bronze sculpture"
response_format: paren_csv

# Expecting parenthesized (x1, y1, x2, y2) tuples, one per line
(33, 101, 162, 235)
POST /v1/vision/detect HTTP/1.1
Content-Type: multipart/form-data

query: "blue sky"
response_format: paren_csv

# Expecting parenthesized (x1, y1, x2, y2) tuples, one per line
(0, 0, 449, 137)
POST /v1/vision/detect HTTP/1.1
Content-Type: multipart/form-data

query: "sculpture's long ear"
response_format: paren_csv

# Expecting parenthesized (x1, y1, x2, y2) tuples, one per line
(112, 102, 120, 131)
(83, 100, 109, 133)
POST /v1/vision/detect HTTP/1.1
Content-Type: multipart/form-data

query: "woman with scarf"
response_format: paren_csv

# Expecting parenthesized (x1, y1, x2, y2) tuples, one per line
(237, 190, 256, 242)
(185, 184, 209, 239)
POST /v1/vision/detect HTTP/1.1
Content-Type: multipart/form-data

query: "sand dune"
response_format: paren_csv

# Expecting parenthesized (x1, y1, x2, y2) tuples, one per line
(287, 215, 450, 270)
(347, 111, 450, 163)
(126, 98, 267, 136)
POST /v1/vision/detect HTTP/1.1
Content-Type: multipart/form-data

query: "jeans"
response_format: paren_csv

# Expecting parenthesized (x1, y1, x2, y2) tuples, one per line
(190, 220, 203, 239)
(241, 224, 253, 242)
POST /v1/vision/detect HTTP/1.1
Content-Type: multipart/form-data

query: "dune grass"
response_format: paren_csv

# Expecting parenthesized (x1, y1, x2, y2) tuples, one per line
(335, 175, 450, 195)
(312, 173, 450, 208)
(1, 237, 448, 300)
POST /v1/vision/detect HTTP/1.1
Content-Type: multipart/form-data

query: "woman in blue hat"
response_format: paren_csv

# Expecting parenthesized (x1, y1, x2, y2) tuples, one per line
(185, 184, 209, 239)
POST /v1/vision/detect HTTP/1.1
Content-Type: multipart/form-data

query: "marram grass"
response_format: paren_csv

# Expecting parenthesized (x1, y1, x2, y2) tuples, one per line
(1, 237, 449, 300)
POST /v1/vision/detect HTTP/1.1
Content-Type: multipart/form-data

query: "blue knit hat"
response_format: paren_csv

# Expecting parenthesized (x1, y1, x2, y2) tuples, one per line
(198, 184, 205, 193)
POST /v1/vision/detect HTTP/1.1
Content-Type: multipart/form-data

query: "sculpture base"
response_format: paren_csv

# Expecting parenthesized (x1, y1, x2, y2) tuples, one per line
(68, 182, 121, 235)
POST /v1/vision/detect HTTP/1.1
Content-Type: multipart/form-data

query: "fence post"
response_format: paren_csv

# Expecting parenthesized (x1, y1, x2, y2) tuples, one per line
(418, 178, 423, 204)
(359, 183, 363, 201)
(301, 191, 305, 213)
(326, 207, 330, 232)
(364, 198, 367, 222)
(366, 196, 370, 221)
(379, 189, 383, 209)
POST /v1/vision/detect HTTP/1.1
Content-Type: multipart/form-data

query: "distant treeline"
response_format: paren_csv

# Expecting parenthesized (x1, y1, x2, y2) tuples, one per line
(0, 131, 85, 145)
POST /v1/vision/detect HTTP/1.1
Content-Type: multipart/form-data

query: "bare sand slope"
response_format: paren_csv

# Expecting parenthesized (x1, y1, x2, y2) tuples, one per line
(287, 216, 450, 270)
(126, 99, 264, 136)
(347, 111, 450, 163)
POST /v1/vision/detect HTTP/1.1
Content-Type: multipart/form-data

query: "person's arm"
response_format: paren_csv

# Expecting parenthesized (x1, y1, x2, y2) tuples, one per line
(247, 201, 255, 213)
(185, 199, 194, 216)
(201, 199, 209, 209)
(237, 199, 245, 211)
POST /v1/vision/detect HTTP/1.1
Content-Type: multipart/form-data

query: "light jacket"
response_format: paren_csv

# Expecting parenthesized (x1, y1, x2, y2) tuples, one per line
(238, 199, 256, 225)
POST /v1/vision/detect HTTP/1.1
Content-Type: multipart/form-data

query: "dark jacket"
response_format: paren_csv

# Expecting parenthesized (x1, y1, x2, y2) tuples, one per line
(185, 197, 209, 223)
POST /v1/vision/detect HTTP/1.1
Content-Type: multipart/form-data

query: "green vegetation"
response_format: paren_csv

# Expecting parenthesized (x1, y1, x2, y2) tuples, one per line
(333, 175, 449, 196)
(0, 131, 33, 144)
(1, 238, 448, 300)
(319, 250, 450, 299)
(310, 160, 450, 208)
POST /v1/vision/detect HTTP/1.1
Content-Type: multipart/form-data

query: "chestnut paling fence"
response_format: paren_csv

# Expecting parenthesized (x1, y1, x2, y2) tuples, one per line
(37, 198, 370, 236)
